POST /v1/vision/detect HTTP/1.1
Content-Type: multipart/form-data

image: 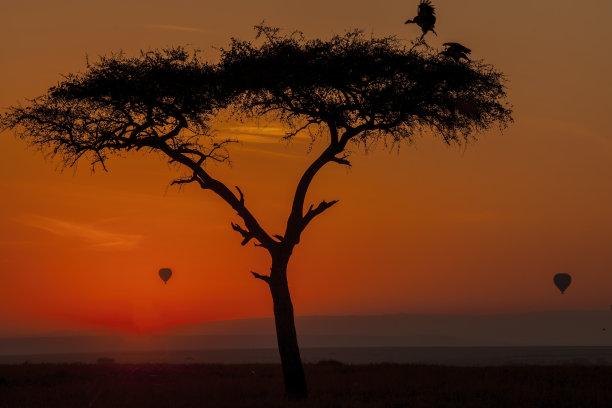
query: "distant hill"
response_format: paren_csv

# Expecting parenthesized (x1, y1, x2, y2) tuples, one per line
(159, 311, 612, 346)
(1, 311, 611, 358)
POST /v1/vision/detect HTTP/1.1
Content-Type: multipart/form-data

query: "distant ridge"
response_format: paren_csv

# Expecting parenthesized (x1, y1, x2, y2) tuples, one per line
(159, 311, 612, 346)
(1, 311, 611, 357)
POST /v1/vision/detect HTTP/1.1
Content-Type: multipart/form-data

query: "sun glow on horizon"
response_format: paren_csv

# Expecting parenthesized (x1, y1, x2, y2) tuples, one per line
(1, 0, 612, 336)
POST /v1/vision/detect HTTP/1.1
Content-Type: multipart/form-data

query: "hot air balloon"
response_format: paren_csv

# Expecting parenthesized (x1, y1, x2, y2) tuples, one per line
(553, 273, 571, 294)
(159, 268, 172, 284)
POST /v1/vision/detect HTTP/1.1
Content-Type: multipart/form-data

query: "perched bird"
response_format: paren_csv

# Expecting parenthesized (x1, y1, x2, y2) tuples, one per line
(441, 42, 472, 62)
(405, 0, 437, 40)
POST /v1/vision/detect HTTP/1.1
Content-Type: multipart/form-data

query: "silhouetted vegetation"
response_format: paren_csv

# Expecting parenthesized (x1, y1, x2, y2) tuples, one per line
(0, 24, 511, 399)
(0, 363, 610, 408)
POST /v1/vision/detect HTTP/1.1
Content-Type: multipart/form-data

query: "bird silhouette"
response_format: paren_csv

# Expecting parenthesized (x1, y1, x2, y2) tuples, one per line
(405, 0, 437, 40)
(441, 42, 471, 62)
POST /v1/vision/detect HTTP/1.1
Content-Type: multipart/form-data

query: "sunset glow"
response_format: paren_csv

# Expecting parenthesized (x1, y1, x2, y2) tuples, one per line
(1, 0, 611, 336)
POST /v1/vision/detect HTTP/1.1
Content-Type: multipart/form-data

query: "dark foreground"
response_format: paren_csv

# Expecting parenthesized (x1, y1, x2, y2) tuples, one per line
(1, 363, 611, 408)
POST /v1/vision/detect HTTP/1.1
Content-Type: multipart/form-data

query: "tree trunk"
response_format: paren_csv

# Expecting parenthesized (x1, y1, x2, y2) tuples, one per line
(269, 257, 308, 400)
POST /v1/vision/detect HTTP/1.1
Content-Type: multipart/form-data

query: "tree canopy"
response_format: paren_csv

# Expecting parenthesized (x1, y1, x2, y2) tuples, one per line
(2, 48, 230, 170)
(2, 27, 511, 173)
(220, 26, 511, 146)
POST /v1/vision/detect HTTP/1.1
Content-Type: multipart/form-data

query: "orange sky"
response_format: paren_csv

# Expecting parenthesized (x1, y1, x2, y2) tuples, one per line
(1, 0, 612, 335)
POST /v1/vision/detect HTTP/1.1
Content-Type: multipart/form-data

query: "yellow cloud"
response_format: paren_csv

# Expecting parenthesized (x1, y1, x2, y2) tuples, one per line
(225, 126, 311, 144)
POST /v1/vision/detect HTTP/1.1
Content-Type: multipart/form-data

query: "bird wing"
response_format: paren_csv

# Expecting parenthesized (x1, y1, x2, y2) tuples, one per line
(418, 0, 435, 17)
(443, 42, 471, 54)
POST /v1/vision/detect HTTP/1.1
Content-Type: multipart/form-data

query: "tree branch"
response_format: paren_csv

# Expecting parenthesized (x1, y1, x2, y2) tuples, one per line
(282, 119, 321, 140)
(282, 123, 354, 247)
(330, 154, 351, 167)
(235, 185, 245, 205)
(156, 142, 277, 250)
(170, 174, 205, 189)
(231, 221, 257, 246)
(251, 270, 271, 283)
(302, 199, 339, 228)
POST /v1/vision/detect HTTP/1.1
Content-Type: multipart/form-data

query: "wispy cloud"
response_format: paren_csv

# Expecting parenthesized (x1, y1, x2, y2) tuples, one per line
(238, 147, 303, 159)
(18, 214, 142, 250)
(225, 126, 311, 144)
(228, 126, 287, 136)
(139, 24, 204, 33)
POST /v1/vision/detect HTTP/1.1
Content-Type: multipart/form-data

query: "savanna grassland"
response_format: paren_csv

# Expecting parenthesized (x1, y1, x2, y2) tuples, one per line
(1, 362, 611, 408)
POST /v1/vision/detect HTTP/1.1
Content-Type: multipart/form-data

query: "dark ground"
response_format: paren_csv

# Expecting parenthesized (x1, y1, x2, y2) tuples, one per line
(1, 362, 611, 408)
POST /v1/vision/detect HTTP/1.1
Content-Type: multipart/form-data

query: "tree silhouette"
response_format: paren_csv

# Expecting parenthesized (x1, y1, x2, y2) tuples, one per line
(1, 26, 511, 400)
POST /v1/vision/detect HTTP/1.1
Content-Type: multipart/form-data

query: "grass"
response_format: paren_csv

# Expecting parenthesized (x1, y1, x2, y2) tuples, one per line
(0, 362, 611, 407)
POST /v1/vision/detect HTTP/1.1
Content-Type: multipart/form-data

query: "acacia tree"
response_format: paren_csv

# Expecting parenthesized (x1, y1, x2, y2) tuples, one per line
(1, 27, 511, 399)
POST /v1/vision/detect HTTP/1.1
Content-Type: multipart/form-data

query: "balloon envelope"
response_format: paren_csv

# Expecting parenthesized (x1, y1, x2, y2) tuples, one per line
(159, 268, 172, 284)
(553, 273, 571, 294)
